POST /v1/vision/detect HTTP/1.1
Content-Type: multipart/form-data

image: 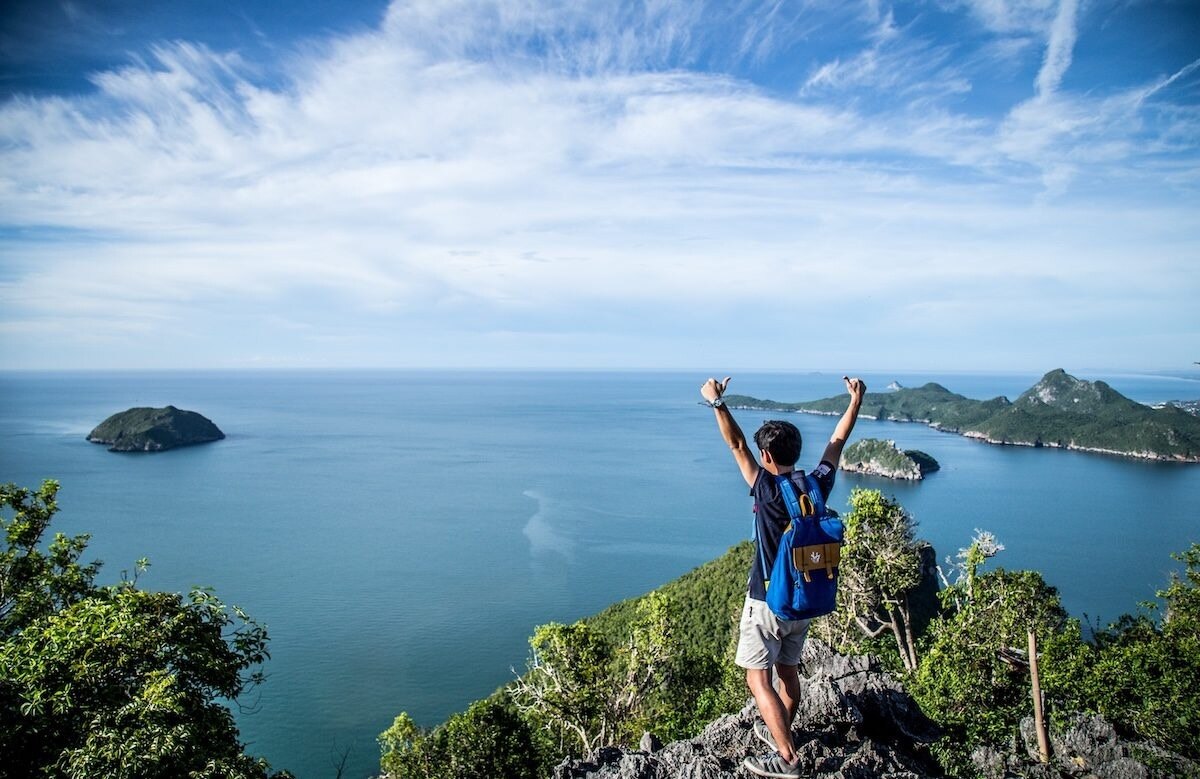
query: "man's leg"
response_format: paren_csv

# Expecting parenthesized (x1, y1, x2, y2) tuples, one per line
(746, 668, 797, 764)
(774, 663, 801, 722)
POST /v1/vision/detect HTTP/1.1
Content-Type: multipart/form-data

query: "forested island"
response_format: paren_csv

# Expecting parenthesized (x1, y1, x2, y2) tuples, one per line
(724, 369, 1200, 462)
(840, 438, 939, 480)
(87, 406, 224, 452)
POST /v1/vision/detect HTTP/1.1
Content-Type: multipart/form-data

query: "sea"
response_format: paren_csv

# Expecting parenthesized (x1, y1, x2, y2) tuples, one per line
(2, 369, 1198, 779)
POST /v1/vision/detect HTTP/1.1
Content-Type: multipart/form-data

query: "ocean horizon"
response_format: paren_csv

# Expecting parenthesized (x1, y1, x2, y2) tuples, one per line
(3, 368, 1198, 778)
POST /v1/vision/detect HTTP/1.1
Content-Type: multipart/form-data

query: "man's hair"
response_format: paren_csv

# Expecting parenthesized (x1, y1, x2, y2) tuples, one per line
(754, 420, 802, 467)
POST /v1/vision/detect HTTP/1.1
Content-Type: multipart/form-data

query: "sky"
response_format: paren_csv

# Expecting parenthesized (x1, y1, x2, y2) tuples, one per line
(0, 0, 1197, 372)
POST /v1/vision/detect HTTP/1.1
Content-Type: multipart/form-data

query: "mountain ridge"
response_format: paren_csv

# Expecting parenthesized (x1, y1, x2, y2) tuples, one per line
(723, 370, 1200, 462)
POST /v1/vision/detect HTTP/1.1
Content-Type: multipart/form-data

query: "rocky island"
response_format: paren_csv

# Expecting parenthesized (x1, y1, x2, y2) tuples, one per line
(87, 406, 225, 452)
(840, 438, 939, 480)
(723, 369, 1200, 463)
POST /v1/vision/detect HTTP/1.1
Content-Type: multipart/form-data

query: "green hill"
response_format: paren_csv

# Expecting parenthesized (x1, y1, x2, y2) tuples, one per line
(586, 541, 753, 659)
(726, 369, 1200, 462)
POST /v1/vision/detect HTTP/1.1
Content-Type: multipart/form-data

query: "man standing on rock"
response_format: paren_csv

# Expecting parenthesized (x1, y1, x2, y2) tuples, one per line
(700, 375, 865, 779)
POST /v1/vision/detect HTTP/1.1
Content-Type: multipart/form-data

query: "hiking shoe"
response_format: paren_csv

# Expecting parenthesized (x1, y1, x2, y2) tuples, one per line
(753, 720, 796, 752)
(743, 751, 803, 778)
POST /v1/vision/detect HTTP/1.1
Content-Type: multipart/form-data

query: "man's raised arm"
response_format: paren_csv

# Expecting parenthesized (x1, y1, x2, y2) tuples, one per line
(701, 376, 759, 487)
(821, 376, 867, 467)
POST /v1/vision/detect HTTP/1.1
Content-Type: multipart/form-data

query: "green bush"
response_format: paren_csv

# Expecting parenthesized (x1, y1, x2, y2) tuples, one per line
(908, 567, 1086, 767)
(0, 480, 286, 779)
(379, 694, 545, 779)
(1073, 545, 1200, 757)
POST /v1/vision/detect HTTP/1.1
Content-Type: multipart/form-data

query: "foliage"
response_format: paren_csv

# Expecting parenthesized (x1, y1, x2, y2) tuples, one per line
(0, 480, 101, 636)
(909, 564, 1086, 764)
(818, 489, 928, 670)
(379, 694, 546, 779)
(586, 541, 752, 660)
(1069, 544, 1200, 758)
(0, 480, 285, 779)
(512, 591, 678, 753)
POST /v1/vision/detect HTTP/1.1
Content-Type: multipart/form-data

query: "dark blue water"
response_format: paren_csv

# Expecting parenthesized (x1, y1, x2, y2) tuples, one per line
(2, 369, 1198, 779)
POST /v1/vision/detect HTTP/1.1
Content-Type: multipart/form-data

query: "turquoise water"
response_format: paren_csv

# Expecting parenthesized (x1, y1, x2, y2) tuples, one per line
(2, 369, 1198, 778)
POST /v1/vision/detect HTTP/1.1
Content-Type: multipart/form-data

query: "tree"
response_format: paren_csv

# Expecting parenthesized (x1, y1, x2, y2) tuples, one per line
(0, 480, 101, 635)
(0, 481, 287, 778)
(1077, 544, 1200, 757)
(909, 564, 1085, 766)
(379, 694, 545, 779)
(512, 591, 676, 753)
(822, 489, 928, 671)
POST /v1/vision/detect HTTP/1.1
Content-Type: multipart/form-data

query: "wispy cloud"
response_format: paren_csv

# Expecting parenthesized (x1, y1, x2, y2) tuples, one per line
(0, 0, 1196, 370)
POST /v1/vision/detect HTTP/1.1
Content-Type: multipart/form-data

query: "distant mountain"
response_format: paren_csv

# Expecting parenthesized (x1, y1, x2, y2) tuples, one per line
(724, 370, 1200, 462)
(87, 406, 225, 452)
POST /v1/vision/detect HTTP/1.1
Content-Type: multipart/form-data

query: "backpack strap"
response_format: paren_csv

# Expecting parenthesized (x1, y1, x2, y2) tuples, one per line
(777, 472, 817, 521)
(801, 472, 826, 517)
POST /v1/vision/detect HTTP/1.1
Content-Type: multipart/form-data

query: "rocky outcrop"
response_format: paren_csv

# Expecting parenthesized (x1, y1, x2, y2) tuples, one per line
(553, 641, 944, 778)
(971, 713, 1197, 779)
(553, 642, 1197, 779)
(87, 406, 224, 452)
(840, 439, 940, 480)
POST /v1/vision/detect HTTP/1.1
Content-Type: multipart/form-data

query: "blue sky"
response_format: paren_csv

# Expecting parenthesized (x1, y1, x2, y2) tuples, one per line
(0, 0, 1197, 371)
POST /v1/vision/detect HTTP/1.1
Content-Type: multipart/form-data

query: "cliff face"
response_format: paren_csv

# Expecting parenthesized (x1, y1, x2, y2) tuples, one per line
(553, 641, 1196, 779)
(87, 406, 225, 452)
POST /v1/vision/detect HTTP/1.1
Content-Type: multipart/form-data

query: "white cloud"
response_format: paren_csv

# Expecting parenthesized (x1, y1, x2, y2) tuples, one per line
(1033, 0, 1078, 97)
(0, 0, 1196, 369)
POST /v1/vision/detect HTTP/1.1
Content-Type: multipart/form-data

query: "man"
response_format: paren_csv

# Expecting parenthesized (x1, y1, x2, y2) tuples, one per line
(700, 375, 865, 779)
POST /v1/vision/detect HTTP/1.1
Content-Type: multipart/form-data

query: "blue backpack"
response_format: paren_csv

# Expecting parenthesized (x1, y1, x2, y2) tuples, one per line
(759, 472, 844, 621)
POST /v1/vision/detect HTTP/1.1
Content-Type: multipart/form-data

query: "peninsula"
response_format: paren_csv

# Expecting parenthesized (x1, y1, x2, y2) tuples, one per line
(840, 438, 939, 480)
(724, 369, 1200, 463)
(87, 406, 225, 452)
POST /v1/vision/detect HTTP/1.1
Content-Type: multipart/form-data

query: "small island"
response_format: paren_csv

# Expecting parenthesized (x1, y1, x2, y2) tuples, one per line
(724, 369, 1200, 463)
(87, 406, 225, 452)
(841, 438, 940, 480)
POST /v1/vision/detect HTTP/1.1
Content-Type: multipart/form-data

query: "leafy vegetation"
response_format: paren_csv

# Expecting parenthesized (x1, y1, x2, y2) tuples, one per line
(816, 489, 930, 670)
(0, 480, 287, 779)
(379, 695, 546, 779)
(727, 369, 1200, 461)
(381, 486, 1200, 778)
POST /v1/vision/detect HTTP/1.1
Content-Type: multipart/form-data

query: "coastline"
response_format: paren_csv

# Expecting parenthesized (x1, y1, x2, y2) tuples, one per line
(726, 404, 1200, 463)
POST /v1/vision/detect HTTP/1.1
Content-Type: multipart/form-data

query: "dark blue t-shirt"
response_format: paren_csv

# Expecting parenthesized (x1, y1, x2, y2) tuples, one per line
(747, 462, 836, 601)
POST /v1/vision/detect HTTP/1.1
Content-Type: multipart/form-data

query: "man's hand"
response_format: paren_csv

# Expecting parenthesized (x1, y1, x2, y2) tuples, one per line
(822, 376, 867, 467)
(701, 377, 732, 404)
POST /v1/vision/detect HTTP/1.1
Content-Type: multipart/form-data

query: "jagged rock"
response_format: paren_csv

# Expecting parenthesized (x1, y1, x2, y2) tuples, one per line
(552, 641, 943, 778)
(639, 732, 662, 753)
(971, 713, 1197, 779)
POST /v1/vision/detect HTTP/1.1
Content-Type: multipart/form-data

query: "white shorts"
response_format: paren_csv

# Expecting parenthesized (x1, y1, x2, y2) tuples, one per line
(734, 596, 810, 670)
